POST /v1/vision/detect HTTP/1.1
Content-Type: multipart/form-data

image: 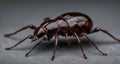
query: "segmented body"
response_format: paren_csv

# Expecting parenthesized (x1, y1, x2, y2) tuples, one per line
(36, 12, 93, 39)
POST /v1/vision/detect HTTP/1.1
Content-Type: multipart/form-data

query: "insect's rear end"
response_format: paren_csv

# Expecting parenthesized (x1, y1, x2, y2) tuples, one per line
(4, 12, 120, 61)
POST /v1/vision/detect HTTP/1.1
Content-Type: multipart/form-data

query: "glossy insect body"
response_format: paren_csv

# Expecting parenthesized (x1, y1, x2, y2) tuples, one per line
(35, 12, 93, 40)
(4, 12, 120, 61)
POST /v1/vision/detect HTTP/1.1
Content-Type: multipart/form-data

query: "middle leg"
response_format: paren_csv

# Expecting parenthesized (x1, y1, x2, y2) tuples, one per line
(25, 37, 47, 57)
(65, 32, 71, 47)
(74, 33, 87, 59)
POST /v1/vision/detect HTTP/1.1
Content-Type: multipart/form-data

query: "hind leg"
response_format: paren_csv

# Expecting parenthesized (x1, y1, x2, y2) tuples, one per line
(82, 33, 107, 55)
(91, 27, 120, 43)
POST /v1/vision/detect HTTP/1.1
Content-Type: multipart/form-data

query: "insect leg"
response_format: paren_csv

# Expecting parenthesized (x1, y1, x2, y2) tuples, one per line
(74, 33, 87, 59)
(51, 25, 60, 61)
(25, 37, 46, 57)
(82, 33, 107, 55)
(4, 24, 37, 37)
(65, 32, 71, 47)
(51, 33, 59, 61)
(56, 17, 72, 47)
(91, 27, 120, 43)
(5, 35, 34, 50)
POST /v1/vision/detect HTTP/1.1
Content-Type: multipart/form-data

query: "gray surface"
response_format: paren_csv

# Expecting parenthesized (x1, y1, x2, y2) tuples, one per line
(0, 0, 120, 64)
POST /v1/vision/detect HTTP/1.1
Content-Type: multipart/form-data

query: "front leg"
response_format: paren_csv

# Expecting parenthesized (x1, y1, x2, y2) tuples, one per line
(4, 24, 37, 37)
(6, 35, 34, 50)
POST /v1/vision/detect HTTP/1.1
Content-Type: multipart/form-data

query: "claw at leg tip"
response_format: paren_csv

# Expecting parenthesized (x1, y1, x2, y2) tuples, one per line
(84, 56, 87, 59)
(5, 48, 11, 50)
(103, 53, 108, 56)
(114, 38, 120, 43)
(51, 56, 55, 61)
(4, 34, 10, 37)
(25, 54, 29, 57)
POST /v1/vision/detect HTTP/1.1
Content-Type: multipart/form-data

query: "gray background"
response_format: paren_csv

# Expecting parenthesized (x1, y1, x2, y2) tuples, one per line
(0, 0, 120, 64)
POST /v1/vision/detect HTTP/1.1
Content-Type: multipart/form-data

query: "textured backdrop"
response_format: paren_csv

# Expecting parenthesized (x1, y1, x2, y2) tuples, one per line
(0, 0, 120, 64)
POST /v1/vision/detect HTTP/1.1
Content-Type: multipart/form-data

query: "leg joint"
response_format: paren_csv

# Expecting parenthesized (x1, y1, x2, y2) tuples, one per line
(93, 27, 107, 32)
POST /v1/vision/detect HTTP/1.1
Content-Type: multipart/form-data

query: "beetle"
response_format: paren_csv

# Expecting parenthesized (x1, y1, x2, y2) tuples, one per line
(4, 12, 120, 60)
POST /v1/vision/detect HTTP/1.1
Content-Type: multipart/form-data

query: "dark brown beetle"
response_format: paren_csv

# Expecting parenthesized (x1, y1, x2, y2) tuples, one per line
(4, 12, 120, 60)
